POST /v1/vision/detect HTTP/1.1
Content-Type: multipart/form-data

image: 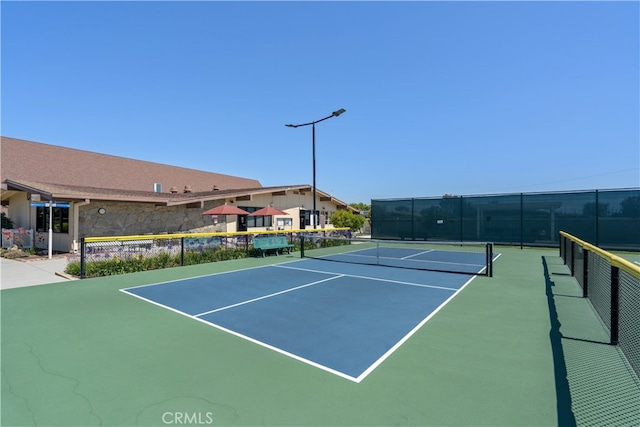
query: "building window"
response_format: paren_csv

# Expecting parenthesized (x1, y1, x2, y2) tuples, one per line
(324, 211, 332, 225)
(36, 207, 69, 233)
(241, 207, 273, 228)
(276, 218, 293, 230)
(322, 210, 333, 225)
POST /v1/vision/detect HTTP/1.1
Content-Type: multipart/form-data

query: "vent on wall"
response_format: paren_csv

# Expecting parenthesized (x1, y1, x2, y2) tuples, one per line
(154, 183, 162, 193)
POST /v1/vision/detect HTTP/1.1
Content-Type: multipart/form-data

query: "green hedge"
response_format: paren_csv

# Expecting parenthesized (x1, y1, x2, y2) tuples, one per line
(66, 247, 252, 278)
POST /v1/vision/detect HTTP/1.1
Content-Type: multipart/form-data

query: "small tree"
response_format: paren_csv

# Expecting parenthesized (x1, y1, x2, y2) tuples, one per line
(1, 213, 15, 229)
(330, 210, 365, 231)
(349, 202, 371, 221)
(349, 202, 370, 212)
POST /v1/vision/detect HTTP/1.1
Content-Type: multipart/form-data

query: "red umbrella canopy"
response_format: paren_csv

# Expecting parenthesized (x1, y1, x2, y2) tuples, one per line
(249, 206, 289, 216)
(202, 204, 250, 216)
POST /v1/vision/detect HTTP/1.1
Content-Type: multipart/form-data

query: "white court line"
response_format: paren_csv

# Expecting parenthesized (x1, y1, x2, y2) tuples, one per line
(401, 249, 435, 260)
(194, 275, 344, 317)
(355, 273, 478, 383)
(121, 263, 274, 291)
(119, 288, 197, 319)
(319, 251, 485, 269)
(273, 263, 459, 292)
(385, 255, 485, 268)
(120, 258, 306, 291)
(119, 287, 360, 382)
(191, 315, 360, 382)
(120, 259, 491, 383)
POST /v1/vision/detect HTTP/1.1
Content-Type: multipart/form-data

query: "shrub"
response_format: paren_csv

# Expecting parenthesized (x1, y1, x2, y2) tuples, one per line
(1, 213, 14, 229)
(66, 246, 249, 278)
(329, 210, 365, 231)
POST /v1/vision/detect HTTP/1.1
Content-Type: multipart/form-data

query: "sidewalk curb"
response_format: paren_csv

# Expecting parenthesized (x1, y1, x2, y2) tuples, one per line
(55, 271, 78, 281)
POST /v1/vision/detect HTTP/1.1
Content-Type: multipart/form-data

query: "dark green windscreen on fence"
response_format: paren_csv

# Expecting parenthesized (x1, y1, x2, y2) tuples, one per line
(371, 189, 640, 250)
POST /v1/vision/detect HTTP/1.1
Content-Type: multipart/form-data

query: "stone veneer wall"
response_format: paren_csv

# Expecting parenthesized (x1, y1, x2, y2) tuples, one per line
(79, 202, 218, 237)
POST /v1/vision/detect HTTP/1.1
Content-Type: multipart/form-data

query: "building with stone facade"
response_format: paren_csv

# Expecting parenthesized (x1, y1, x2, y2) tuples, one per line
(1, 137, 356, 253)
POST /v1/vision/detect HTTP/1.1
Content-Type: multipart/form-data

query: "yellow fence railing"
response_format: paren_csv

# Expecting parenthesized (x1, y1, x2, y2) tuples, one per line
(559, 231, 640, 379)
(83, 228, 350, 243)
(560, 231, 640, 279)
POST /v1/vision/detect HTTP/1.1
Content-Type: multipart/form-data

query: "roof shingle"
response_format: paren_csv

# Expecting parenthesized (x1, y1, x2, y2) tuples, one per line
(1, 136, 262, 193)
(1, 136, 353, 210)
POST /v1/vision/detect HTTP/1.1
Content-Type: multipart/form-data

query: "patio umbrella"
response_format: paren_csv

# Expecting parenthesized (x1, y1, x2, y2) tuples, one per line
(202, 204, 250, 216)
(248, 206, 289, 217)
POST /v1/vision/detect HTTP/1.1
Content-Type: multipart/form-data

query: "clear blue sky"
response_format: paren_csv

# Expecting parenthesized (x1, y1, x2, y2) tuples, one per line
(2, 1, 638, 204)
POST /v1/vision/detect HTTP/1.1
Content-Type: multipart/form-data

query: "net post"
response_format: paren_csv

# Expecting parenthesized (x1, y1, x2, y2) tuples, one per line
(80, 237, 86, 279)
(486, 242, 493, 277)
(300, 235, 305, 258)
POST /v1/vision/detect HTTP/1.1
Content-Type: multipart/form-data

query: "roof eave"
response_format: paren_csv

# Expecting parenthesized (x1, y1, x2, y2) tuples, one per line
(3, 180, 53, 200)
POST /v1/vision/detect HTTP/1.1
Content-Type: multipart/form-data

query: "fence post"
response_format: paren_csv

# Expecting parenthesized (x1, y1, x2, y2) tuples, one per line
(459, 196, 464, 243)
(411, 198, 415, 240)
(570, 241, 575, 276)
(180, 237, 185, 266)
(80, 237, 86, 279)
(582, 249, 589, 298)
(520, 193, 524, 250)
(610, 265, 620, 345)
(595, 190, 599, 247)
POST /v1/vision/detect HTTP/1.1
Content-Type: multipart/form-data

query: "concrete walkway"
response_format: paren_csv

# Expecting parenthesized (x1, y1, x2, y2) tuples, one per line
(0, 256, 75, 289)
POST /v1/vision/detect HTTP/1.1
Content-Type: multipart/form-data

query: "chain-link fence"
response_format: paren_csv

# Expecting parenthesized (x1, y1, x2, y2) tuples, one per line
(373, 188, 640, 250)
(560, 231, 640, 379)
(78, 229, 351, 278)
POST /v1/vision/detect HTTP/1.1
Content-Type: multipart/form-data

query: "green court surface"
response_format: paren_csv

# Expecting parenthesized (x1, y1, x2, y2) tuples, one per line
(2, 247, 639, 426)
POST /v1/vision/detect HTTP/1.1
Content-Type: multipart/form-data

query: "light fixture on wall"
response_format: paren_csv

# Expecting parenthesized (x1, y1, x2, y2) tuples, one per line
(98, 208, 106, 215)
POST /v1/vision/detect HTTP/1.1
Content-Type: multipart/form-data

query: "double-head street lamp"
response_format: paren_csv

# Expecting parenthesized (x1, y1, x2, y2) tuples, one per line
(286, 108, 346, 229)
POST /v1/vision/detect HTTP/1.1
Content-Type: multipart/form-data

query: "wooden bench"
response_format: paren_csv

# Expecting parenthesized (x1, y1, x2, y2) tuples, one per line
(253, 236, 294, 257)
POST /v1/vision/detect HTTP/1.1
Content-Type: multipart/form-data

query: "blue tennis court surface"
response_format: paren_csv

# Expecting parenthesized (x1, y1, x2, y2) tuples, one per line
(122, 258, 481, 382)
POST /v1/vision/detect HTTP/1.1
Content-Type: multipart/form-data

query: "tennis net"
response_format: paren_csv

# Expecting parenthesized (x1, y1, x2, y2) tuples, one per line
(300, 236, 494, 276)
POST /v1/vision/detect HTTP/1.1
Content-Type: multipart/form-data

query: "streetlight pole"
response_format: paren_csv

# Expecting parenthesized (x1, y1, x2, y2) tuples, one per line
(286, 108, 346, 229)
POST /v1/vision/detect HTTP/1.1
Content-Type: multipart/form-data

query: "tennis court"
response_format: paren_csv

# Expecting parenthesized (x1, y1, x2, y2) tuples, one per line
(2, 244, 639, 426)
(122, 253, 483, 382)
